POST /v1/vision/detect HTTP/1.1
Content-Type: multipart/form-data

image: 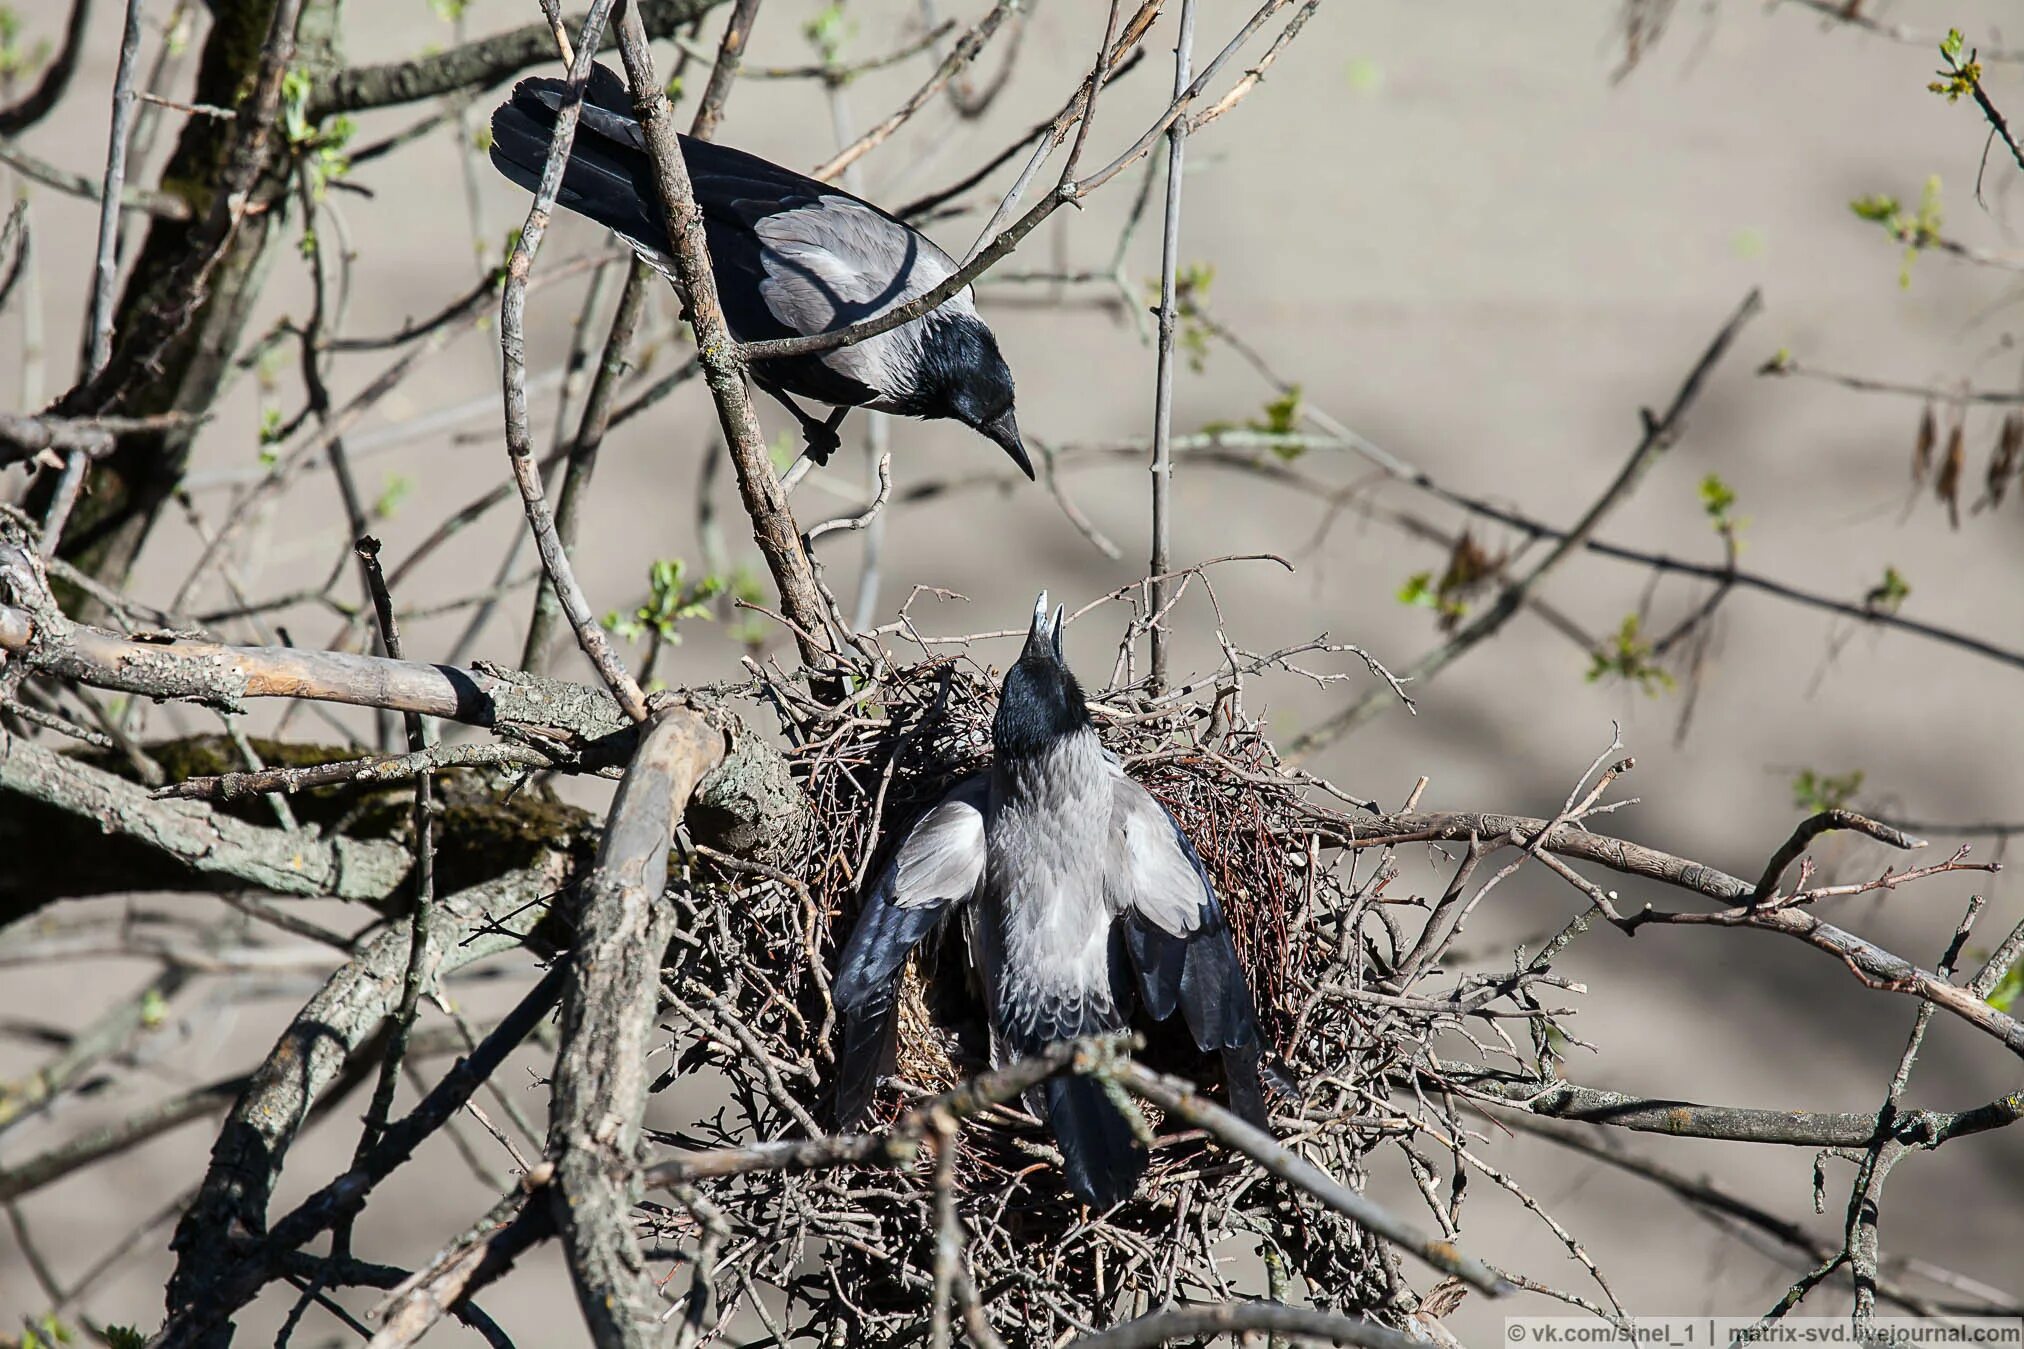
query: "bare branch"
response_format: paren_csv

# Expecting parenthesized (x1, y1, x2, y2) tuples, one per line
(547, 705, 727, 1345)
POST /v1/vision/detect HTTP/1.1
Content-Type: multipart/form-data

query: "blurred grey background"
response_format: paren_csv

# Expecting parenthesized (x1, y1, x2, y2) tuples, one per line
(3, 0, 2022, 1342)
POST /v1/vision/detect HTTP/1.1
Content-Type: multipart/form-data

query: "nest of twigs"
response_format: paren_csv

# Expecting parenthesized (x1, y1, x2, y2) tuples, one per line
(645, 630, 1443, 1345)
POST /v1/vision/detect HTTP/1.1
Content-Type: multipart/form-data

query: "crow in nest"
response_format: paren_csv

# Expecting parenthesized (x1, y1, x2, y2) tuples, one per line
(832, 594, 1289, 1208)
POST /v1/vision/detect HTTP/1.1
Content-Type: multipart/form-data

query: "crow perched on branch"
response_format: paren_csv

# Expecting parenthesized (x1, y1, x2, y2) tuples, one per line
(490, 65, 1030, 476)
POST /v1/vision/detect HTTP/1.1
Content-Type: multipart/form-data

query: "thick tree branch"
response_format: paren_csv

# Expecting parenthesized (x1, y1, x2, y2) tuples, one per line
(0, 731, 413, 913)
(308, 0, 726, 116)
(0, 544, 809, 866)
(547, 705, 726, 1346)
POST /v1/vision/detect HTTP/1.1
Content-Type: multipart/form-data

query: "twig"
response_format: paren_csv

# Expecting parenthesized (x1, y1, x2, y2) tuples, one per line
(1109, 1058, 1510, 1294)
(805, 453, 893, 543)
(497, 0, 650, 722)
(339, 537, 440, 1257)
(812, 1, 1020, 182)
(739, 0, 1300, 366)
(688, 0, 763, 143)
(153, 740, 558, 802)
(1754, 809, 1925, 901)
(523, 257, 650, 674)
(82, 0, 143, 382)
(1291, 288, 1763, 755)
(1776, 0, 2024, 62)
(1147, 0, 1198, 690)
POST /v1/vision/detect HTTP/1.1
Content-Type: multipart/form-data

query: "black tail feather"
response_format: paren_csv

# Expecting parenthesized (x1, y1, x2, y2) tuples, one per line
(1221, 1044, 1272, 1131)
(488, 77, 669, 257)
(835, 986, 899, 1130)
(1044, 1075, 1147, 1209)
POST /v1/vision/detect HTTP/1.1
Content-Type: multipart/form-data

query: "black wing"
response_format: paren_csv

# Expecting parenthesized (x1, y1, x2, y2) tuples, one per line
(1109, 777, 1283, 1128)
(832, 776, 988, 1127)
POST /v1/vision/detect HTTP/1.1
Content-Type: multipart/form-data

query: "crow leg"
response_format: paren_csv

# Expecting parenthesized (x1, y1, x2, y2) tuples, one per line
(759, 385, 851, 466)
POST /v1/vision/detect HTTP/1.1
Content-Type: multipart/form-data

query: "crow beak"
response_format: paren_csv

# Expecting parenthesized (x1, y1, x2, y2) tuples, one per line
(1022, 590, 1061, 663)
(981, 408, 1033, 480)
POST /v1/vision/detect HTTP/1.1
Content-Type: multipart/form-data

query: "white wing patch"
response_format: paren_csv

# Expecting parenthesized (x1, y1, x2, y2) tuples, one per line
(892, 777, 988, 910)
(1108, 776, 1209, 939)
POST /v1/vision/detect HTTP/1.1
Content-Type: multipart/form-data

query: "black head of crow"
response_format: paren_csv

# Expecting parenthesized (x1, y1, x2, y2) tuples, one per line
(993, 594, 1088, 760)
(489, 65, 1031, 478)
(831, 594, 1290, 1210)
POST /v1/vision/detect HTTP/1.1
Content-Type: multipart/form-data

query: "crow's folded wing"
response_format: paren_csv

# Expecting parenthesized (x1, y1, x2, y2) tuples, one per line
(489, 67, 945, 407)
(832, 775, 988, 1126)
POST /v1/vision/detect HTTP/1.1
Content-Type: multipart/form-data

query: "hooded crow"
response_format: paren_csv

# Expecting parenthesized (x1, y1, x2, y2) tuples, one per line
(489, 65, 1031, 477)
(832, 594, 1282, 1208)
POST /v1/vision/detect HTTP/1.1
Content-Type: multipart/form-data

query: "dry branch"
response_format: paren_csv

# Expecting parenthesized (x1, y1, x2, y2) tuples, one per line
(546, 704, 727, 1345)
(309, 0, 726, 115)
(158, 861, 573, 1343)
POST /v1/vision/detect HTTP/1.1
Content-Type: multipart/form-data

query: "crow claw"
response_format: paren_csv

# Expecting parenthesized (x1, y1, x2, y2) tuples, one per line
(802, 419, 842, 466)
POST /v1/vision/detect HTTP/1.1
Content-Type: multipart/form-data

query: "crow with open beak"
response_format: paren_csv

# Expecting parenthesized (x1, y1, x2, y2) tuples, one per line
(489, 66, 1031, 478)
(832, 595, 1282, 1208)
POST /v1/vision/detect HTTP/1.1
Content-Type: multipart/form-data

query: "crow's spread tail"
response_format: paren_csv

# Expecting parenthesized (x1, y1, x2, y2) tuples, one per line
(1044, 1074, 1147, 1209)
(488, 69, 671, 260)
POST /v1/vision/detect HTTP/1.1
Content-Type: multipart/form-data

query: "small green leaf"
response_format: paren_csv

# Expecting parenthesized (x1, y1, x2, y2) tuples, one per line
(373, 473, 413, 520)
(1791, 768, 1864, 813)
(1585, 614, 1675, 696)
(1698, 473, 1735, 518)
(604, 558, 725, 648)
(1257, 386, 1302, 437)
(1697, 473, 1746, 540)
(802, 3, 853, 65)
(0, 5, 54, 81)
(1987, 964, 2023, 1013)
(1864, 564, 1911, 615)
